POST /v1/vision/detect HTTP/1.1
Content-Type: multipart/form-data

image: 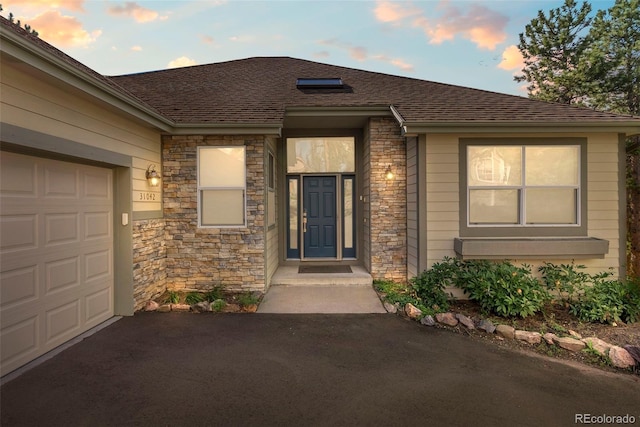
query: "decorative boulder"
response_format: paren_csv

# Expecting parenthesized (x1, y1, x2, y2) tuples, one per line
(455, 313, 475, 329)
(554, 336, 585, 352)
(420, 315, 436, 327)
(495, 325, 515, 340)
(144, 300, 159, 312)
(405, 303, 423, 320)
(609, 346, 635, 369)
(581, 337, 612, 356)
(435, 312, 458, 327)
(515, 330, 542, 345)
(478, 319, 496, 334)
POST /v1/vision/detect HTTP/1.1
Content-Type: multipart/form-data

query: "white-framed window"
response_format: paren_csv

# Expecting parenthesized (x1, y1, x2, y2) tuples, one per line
(198, 146, 246, 227)
(461, 138, 587, 237)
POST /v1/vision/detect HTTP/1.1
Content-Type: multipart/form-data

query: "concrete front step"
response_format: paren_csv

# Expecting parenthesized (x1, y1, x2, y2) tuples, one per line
(270, 265, 373, 287)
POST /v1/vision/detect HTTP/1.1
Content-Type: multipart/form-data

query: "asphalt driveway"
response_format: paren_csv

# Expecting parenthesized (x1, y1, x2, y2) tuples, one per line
(2, 313, 639, 427)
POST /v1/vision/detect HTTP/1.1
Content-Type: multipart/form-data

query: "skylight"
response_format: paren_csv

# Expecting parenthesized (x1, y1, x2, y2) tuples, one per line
(296, 78, 344, 89)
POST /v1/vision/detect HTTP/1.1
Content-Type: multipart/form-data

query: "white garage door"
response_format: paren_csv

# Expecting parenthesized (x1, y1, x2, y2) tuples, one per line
(1, 151, 114, 376)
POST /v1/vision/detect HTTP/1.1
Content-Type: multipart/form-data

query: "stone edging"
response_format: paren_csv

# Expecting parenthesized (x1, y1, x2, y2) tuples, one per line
(394, 302, 640, 372)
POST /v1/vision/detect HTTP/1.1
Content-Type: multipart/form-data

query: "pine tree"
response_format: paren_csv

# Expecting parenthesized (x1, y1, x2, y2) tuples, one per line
(515, 0, 593, 104)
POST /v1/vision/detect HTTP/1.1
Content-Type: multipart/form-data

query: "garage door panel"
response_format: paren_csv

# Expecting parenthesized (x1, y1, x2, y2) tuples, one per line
(0, 265, 38, 309)
(0, 214, 37, 252)
(84, 211, 111, 240)
(83, 170, 112, 200)
(45, 300, 80, 344)
(0, 153, 37, 197)
(85, 287, 112, 324)
(1, 152, 114, 376)
(44, 166, 78, 199)
(45, 256, 80, 294)
(1, 316, 38, 366)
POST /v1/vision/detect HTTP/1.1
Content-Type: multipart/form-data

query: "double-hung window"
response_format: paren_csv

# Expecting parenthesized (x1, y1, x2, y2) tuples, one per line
(198, 146, 246, 227)
(461, 138, 587, 237)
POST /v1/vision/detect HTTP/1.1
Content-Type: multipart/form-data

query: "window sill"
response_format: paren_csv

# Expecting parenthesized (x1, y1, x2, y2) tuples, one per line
(453, 237, 609, 260)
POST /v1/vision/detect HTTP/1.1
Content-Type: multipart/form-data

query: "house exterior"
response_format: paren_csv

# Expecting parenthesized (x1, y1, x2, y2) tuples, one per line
(2, 16, 640, 375)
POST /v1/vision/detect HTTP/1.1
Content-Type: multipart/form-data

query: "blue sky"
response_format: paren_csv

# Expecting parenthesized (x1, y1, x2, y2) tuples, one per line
(5, 1, 615, 96)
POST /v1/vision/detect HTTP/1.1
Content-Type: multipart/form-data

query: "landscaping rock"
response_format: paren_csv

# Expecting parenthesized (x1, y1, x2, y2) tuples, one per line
(157, 304, 171, 313)
(515, 330, 542, 345)
(623, 345, 640, 365)
(383, 301, 397, 314)
(554, 336, 586, 352)
(222, 303, 240, 313)
(568, 330, 582, 340)
(192, 301, 211, 313)
(581, 337, 612, 356)
(242, 304, 258, 313)
(144, 300, 159, 312)
(171, 303, 191, 312)
(543, 333, 558, 345)
(495, 325, 515, 340)
(609, 346, 635, 369)
(435, 312, 458, 327)
(405, 303, 423, 320)
(455, 313, 475, 329)
(420, 315, 436, 327)
(477, 319, 496, 334)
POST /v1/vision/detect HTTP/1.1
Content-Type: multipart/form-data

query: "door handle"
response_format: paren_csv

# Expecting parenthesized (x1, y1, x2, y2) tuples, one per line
(303, 209, 307, 233)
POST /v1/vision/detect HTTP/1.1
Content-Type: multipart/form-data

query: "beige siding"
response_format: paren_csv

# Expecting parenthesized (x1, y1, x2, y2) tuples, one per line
(407, 137, 418, 277)
(1, 62, 162, 213)
(424, 133, 623, 279)
(425, 135, 459, 268)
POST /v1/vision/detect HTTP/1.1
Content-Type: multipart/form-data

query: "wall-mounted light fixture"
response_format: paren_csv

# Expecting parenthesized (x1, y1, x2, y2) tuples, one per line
(385, 165, 394, 180)
(146, 164, 160, 187)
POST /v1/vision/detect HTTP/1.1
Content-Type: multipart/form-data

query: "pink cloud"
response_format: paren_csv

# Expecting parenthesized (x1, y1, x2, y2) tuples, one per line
(26, 10, 100, 47)
(13, 0, 85, 12)
(200, 35, 214, 44)
(374, 1, 420, 23)
(375, 1, 508, 51)
(319, 39, 368, 61)
(107, 2, 165, 23)
(498, 45, 524, 71)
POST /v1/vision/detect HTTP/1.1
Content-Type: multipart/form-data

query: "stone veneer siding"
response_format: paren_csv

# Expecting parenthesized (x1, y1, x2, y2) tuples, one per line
(132, 218, 166, 309)
(368, 117, 407, 282)
(163, 135, 266, 292)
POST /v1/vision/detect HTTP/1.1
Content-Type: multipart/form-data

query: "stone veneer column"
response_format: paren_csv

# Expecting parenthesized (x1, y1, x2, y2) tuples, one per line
(368, 117, 407, 282)
(132, 218, 166, 309)
(162, 135, 266, 292)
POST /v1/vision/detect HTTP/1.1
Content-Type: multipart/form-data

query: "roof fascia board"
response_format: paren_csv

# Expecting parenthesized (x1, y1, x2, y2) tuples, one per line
(285, 106, 392, 117)
(1, 28, 173, 132)
(170, 124, 282, 136)
(402, 122, 640, 136)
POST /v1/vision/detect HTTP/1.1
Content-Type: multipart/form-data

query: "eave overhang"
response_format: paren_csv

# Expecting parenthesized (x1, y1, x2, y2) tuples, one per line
(1, 25, 173, 132)
(169, 123, 283, 136)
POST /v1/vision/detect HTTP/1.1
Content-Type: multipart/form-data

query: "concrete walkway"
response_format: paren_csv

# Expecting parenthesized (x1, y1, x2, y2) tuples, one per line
(258, 266, 387, 313)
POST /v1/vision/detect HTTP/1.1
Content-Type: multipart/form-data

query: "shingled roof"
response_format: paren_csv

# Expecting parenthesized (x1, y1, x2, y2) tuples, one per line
(111, 56, 640, 127)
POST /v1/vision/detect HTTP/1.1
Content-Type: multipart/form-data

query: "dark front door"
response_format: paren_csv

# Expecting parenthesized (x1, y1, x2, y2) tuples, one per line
(303, 176, 337, 258)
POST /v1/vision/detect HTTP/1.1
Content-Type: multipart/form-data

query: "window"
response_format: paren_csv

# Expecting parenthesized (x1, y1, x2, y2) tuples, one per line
(198, 146, 246, 227)
(267, 151, 276, 228)
(296, 78, 343, 89)
(286, 137, 355, 173)
(461, 138, 587, 237)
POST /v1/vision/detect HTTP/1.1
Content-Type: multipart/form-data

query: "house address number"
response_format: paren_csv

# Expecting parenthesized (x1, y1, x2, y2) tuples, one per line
(136, 191, 158, 201)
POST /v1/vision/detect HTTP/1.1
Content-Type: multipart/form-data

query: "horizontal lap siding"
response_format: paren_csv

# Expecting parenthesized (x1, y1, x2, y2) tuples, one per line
(425, 135, 459, 268)
(407, 137, 418, 277)
(1, 63, 162, 213)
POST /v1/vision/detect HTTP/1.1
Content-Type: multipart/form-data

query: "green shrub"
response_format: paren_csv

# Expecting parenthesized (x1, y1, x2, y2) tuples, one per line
(373, 279, 418, 308)
(211, 299, 227, 312)
(538, 262, 590, 304)
(570, 276, 640, 323)
(205, 286, 224, 302)
(164, 290, 180, 304)
(185, 292, 205, 305)
(456, 260, 549, 318)
(409, 261, 454, 313)
(237, 292, 259, 307)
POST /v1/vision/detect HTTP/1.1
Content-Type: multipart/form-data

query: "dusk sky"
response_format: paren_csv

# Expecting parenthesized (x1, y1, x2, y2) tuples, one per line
(4, 1, 616, 96)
